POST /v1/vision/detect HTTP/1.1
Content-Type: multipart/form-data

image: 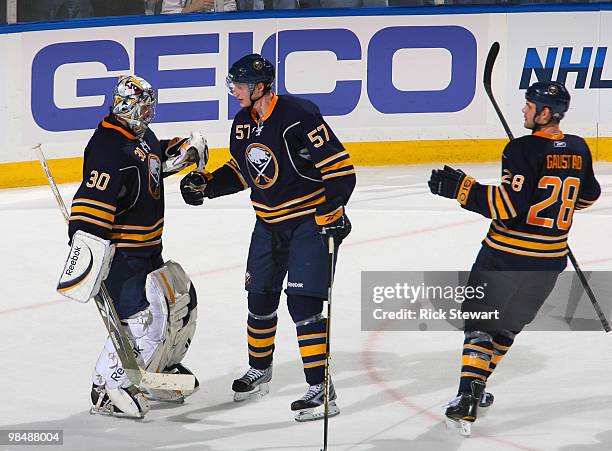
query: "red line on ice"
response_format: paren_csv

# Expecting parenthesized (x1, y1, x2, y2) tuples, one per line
(361, 329, 539, 451)
(0, 218, 478, 316)
(359, 218, 541, 451)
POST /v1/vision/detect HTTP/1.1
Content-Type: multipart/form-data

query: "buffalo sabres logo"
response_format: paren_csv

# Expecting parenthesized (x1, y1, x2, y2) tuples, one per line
(245, 143, 278, 189)
(148, 154, 161, 199)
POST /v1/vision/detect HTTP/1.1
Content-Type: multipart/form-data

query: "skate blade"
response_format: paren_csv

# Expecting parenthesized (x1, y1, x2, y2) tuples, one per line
(445, 417, 472, 437)
(294, 401, 340, 422)
(233, 382, 270, 402)
(89, 407, 145, 419)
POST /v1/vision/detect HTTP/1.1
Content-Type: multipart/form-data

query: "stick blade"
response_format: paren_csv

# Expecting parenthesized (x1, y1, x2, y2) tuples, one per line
(140, 371, 196, 391)
(483, 41, 500, 88)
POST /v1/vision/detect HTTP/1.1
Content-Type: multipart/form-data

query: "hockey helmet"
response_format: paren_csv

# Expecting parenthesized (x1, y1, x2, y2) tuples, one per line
(525, 81, 570, 121)
(226, 54, 275, 95)
(111, 75, 156, 136)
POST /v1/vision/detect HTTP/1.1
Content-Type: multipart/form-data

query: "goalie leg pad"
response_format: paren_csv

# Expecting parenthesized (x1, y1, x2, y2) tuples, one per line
(145, 260, 197, 370)
(93, 307, 166, 390)
(144, 261, 198, 399)
(93, 337, 131, 390)
(57, 230, 115, 303)
(93, 260, 197, 399)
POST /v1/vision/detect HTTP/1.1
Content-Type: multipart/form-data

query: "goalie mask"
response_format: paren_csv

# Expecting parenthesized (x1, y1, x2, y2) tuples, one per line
(112, 75, 156, 136)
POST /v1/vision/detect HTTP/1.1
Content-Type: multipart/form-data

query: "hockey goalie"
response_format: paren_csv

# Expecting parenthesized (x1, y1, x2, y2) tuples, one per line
(56, 75, 208, 418)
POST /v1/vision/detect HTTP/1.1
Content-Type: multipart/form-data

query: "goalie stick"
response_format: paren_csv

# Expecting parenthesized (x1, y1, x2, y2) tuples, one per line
(483, 42, 611, 333)
(33, 144, 197, 390)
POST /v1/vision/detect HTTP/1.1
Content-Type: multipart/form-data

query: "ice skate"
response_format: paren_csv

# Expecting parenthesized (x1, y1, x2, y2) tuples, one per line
(90, 384, 150, 419)
(291, 380, 340, 422)
(232, 366, 272, 402)
(444, 380, 486, 436)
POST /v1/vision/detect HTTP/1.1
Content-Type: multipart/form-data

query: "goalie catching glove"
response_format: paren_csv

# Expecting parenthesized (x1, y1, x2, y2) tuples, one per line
(163, 132, 209, 174)
(428, 165, 476, 206)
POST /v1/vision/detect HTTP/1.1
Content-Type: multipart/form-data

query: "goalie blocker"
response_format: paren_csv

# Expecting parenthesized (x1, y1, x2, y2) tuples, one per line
(57, 230, 115, 303)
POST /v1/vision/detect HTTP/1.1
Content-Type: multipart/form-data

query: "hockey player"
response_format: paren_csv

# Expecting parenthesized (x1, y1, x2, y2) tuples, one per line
(428, 81, 600, 435)
(180, 54, 355, 421)
(57, 75, 208, 418)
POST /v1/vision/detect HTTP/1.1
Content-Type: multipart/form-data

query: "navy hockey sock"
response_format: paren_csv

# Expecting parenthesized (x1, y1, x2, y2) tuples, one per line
(458, 331, 493, 394)
(486, 330, 517, 378)
(247, 292, 280, 370)
(289, 295, 326, 385)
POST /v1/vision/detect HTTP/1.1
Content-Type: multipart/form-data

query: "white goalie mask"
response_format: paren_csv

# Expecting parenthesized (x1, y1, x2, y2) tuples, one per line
(111, 75, 156, 136)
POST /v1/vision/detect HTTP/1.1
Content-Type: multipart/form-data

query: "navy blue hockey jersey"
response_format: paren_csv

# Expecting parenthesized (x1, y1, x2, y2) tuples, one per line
(460, 131, 600, 269)
(203, 94, 356, 228)
(68, 116, 170, 255)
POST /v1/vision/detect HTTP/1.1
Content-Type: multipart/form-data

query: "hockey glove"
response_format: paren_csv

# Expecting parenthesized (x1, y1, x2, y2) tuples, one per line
(428, 165, 476, 206)
(185, 132, 209, 170)
(315, 204, 352, 243)
(180, 171, 208, 206)
(163, 132, 209, 174)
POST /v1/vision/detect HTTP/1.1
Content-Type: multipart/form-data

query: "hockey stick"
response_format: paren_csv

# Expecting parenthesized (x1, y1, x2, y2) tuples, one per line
(321, 235, 335, 451)
(33, 144, 197, 389)
(483, 43, 611, 333)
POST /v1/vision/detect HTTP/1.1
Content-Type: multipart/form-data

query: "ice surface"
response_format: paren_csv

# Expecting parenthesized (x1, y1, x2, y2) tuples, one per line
(1, 163, 612, 451)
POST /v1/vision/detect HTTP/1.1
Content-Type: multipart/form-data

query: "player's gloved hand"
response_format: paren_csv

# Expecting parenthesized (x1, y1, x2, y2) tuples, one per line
(180, 171, 208, 206)
(164, 132, 209, 173)
(184, 132, 209, 170)
(315, 204, 352, 243)
(428, 165, 475, 205)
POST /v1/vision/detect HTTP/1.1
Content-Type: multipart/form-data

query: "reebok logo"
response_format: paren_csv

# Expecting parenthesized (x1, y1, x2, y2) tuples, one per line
(288, 281, 304, 288)
(65, 246, 81, 276)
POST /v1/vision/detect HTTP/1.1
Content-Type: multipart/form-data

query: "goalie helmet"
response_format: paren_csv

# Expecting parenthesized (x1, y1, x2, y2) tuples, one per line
(525, 81, 570, 121)
(111, 75, 156, 136)
(226, 54, 275, 96)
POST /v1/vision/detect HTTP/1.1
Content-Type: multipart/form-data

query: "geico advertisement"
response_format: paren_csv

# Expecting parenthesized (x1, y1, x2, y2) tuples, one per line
(2, 10, 611, 163)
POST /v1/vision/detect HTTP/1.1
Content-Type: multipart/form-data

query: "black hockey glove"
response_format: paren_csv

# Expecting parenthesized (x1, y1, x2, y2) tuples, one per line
(428, 165, 475, 206)
(315, 204, 352, 243)
(180, 171, 208, 206)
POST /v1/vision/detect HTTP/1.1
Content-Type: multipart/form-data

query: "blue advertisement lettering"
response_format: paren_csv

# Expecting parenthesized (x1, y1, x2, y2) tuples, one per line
(31, 25, 480, 132)
(367, 26, 477, 114)
(276, 29, 361, 116)
(519, 48, 557, 89)
(31, 40, 129, 131)
(520, 46, 612, 89)
(135, 34, 219, 123)
(591, 47, 612, 88)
